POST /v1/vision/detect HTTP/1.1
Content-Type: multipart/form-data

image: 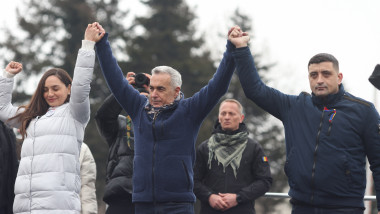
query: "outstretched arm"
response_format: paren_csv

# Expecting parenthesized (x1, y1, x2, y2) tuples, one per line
(188, 27, 239, 122)
(95, 25, 145, 119)
(94, 94, 123, 147)
(231, 26, 293, 120)
(0, 61, 24, 128)
(69, 23, 97, 124)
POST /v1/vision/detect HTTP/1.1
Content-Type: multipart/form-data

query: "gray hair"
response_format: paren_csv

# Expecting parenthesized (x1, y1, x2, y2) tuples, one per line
(220, 99, 244, 115)
(151, 66, 182, 88)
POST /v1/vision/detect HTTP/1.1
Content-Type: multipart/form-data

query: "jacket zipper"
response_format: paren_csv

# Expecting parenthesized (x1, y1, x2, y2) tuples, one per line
(152, 111, 159, 204)
(30, 116, 39, 210)
(327, 109, 336, 136)
(311, 110, 325, 203)
(327, 123, 332, 136)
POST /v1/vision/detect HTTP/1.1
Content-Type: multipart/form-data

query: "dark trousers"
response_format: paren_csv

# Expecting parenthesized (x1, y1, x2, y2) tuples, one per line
(0, 206, 13, 214)
(135, 202, 194, 214)
(106, 199, 135, 214)
(292, 204, 364, 214)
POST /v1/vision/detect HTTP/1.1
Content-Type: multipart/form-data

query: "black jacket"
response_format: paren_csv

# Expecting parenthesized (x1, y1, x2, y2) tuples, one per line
(0, 121, 18, 214)
(369, 64, 380, 90)
(95, 95, 134, 204)
(194, 122, 272, 214)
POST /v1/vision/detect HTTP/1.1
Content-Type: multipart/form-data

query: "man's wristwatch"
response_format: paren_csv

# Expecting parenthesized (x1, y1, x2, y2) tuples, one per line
(236, 194, 243, 204)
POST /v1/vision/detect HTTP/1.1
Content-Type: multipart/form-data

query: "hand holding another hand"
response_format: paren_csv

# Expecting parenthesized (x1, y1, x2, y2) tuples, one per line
(208, 194, 228, 211)
(228, 25, 250, 48)
(84, 22, 105, 42)
(218, 193, 238, 211)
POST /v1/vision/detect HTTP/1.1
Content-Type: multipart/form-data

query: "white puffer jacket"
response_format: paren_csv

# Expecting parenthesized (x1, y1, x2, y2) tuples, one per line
(0, 41, 95, 214)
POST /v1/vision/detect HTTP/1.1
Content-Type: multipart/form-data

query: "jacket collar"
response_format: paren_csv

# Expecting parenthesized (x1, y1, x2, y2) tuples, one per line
(144, 92, 184, 113)
(311, 84, 345, 107)
(48, 102, 69, 110)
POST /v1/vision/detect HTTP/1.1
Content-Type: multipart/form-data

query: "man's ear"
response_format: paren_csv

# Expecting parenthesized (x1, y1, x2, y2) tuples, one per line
(338, 73, 343, 85)
(68, 84, 71, 95)
(240, 114, 245, 123)
(174, 86, 180, 98)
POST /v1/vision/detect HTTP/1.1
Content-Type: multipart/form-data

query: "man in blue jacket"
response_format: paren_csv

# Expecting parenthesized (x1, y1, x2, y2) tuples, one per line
(231, 27, 380, 214)
(92, 24, 241, 213)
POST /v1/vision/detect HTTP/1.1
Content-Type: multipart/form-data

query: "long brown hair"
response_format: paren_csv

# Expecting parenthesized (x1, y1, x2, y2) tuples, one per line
(9, 68, 72, 140)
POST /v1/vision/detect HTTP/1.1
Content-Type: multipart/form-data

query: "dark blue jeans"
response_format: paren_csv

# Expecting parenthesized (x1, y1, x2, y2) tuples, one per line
(135, 202, 194, 214)
(292, 204, 364, 214)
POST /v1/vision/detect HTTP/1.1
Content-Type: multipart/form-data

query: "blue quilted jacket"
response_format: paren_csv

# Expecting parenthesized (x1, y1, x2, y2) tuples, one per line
(234, 46, 380, 210)
(96, 34, 236, 203)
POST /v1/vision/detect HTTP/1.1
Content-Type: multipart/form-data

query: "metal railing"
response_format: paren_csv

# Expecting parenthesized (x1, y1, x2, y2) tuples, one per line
(263, 192, 377, 201)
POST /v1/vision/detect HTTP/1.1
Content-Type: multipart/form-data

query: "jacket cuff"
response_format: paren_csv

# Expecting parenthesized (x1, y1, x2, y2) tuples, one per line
(233, 46, 251, 58)
(96, 33, 109, 47)
(81, 40, 96, 50)
(236, 193, 243, 204)
(226, 40, 236, 52)
(2, 69, 15, 78)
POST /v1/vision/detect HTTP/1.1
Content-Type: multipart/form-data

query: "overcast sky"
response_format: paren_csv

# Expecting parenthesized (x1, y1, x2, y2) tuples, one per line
(1, 0, 380, 106)
(187, 0, 380, 107)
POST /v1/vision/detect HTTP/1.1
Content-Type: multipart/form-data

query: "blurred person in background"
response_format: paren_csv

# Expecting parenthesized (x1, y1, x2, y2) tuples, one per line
(79, 142, 98, 214)
(0, 120, 18, 214)
(194, 99, 272, 214)
(95, 72, 150, 214)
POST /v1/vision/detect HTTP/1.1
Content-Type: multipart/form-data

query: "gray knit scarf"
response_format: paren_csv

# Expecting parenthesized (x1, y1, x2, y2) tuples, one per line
(207, 131, 248, 178)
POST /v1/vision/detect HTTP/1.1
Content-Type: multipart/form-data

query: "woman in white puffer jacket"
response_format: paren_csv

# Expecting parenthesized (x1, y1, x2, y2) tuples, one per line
(0, 22, 105, 214)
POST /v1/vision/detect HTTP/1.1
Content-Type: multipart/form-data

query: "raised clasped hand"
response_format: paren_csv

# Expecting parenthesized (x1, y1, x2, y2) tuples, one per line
(84, 22, 106, 42)
(228, 25, 250, 48)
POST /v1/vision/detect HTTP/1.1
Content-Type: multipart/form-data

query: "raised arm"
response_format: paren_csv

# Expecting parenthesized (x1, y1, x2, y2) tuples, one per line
(231, 28, 294, 120)
(94, 94, 123, 147)
(0, 62, 24, 128)
(69, 23, 100, 124)
(94, 26, 146, 119)
(187, 27, 240, 122)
